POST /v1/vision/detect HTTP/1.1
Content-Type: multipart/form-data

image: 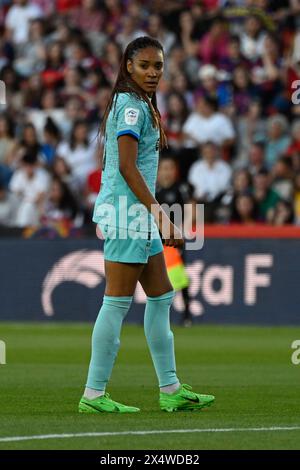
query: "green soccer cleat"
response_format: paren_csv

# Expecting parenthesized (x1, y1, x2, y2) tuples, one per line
(159, 384, 215, 412)
(79, 393, 140, 413)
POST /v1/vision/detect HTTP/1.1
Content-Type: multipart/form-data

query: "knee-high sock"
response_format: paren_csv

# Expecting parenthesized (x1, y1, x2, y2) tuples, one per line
(86, 295, 133, 391)
(144, 290, 179, 387)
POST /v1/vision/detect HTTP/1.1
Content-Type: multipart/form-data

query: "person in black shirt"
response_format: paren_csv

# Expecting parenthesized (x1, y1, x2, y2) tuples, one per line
(156, 153, 195, 326)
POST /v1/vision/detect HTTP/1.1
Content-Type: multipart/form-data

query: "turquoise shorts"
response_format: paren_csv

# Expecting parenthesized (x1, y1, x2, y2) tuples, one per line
(99, 224, 164, 264)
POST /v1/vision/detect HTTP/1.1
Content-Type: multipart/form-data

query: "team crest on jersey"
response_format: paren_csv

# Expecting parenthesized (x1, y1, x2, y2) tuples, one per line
(125, 108, 139, 125)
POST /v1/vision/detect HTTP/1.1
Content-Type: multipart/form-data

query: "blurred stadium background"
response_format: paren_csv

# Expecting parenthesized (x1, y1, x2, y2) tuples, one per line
(1, 0, 300, 451)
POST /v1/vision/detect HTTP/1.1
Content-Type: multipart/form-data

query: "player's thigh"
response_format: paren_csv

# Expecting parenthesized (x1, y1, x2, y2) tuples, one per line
(139, 251, 173, 297)
(104, 260, 144, 296)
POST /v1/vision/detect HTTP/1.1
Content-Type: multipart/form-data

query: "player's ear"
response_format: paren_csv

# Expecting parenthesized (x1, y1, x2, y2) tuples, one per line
(127, 59, 133, 74)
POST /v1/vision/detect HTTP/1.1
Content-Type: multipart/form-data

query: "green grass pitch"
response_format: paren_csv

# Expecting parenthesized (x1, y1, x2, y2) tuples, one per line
(0, 323, 300, 450)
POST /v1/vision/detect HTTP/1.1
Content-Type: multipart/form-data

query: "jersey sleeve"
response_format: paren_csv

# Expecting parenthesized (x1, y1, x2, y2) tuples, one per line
(115, 95, 145, 141)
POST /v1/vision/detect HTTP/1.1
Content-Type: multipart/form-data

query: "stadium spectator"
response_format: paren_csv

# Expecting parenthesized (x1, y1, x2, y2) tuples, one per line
(52, 155, 78, 196)
(5, 0, 42, 45)
(196, 64, 232, 109)
(253, 168, 280, 222)
(0, 64, 22, 112)
(0, 114, 17, 182)
(59, 97, 87, 138)
(163, 92, 189, 151)
(178, 9, 199, 51)
(197, 15, 230, 66)
(116, 15, 146, 50)
(270, 156, 294, 201)
(219, 34, 249, 74)
(268, 199, 294, 225)
(265, 114, 291, 169)
(9, 152, 50, 227)
(231, 64, 256, 116)
(40, 117, 61, 167)
(0, 181, 18, 227)
(56, 119, 96, 191)
(188, 141, 232, 222)
(223, 168, 253, 222)
(154, 155, 194, 325)
(99, 40, 123, 85)
(11, 123, 42, 168)
(234, 101, 266, 165)
(146, 14, 176, 56)
(247, 141, 266, 176)
(68, 0, 106, 34)
(41, 41, 65, 89)
(61, 66, 86, 102)
(286, 120, 300, 157)
(183, 95, 235, 153)
(27, 89, 66, 140)
(232, 192, 259, 225)
(168, 70, 194, 110)
(103, 0, 124, 37)
(239, 13, 266, 62)
(252, 33, 285, 113)
(41, 175, 82, 228)
(13, 17, 47, 78)
(66, 38, 97, 72)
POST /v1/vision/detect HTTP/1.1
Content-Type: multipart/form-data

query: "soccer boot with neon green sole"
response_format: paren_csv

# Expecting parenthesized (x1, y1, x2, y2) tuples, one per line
(79, 393, 140, 413)
(159, 384, 215, 412)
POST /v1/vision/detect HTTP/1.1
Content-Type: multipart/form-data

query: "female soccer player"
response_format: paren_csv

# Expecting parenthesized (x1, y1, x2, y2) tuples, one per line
(79, 36, 215, 413)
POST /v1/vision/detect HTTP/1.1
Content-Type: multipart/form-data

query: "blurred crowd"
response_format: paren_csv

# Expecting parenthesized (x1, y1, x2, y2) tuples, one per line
(0, 0, 300, 237)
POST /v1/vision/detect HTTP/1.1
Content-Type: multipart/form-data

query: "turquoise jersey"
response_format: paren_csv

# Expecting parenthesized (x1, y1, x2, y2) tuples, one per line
(93, 92, 160, 234)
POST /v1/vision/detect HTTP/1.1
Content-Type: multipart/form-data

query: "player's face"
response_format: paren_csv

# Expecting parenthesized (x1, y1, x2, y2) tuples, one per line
(127, 47, 164, 96)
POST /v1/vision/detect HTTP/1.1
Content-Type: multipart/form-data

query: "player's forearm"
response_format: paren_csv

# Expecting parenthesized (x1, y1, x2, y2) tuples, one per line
(120, 164, 159, 213)
(120, 165, 169, 228)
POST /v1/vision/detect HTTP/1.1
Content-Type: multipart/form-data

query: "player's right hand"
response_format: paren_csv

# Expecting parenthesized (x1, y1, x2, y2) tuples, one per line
(160, 220, 184, 248)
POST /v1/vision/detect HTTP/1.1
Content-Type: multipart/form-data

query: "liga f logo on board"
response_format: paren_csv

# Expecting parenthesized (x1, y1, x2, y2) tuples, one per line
(0, 341, 6, 365)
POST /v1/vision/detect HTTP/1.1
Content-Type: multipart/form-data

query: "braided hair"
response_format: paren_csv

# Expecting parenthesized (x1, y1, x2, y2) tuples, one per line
(100, 36, 168, 150)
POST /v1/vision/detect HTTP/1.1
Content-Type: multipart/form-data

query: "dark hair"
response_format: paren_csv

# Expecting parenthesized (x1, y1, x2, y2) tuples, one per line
(20, 123, 40, 159)
(229, 34, 240, 45)
(159, 152, 178, 165)
(0, 113, 15, 138)
(100, 36, 167, 150)
(252, 140, 265, 151)
(277, 155, 293, 169)
(274, 199, 294, 224)
(51, 176, 79, 219)
(201, 140, 218, 148)
(232, 190, 258, 223)
(256, 168, 269, 177)
(202, 94, 218, 112)
(22, 153, 38, 165)
(166, 91, 189, 124)
(70, 119, 88, 150)
(44, 117, 61, 140)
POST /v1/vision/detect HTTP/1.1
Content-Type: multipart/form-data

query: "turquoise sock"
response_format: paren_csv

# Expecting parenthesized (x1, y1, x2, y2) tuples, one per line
(144, 290, 179, 387)
(86, 295, 133, 391)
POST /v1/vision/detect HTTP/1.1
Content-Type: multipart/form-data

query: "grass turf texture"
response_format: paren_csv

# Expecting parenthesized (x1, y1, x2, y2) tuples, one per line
(0, 323, 299, 450)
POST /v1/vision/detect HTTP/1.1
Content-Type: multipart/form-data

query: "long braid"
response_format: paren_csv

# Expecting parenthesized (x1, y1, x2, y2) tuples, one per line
(100, 36, 168, 150)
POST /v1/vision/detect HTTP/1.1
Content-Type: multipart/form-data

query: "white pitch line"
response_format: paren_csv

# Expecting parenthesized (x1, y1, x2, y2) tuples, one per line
(1, 426, 300, 443)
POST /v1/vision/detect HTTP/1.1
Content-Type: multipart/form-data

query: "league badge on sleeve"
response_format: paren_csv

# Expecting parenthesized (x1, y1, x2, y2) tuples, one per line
(125, 108, 139, 125)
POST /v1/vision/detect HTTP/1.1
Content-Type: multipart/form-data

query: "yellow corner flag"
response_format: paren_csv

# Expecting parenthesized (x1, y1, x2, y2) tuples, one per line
(163, 246, 189, 291)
